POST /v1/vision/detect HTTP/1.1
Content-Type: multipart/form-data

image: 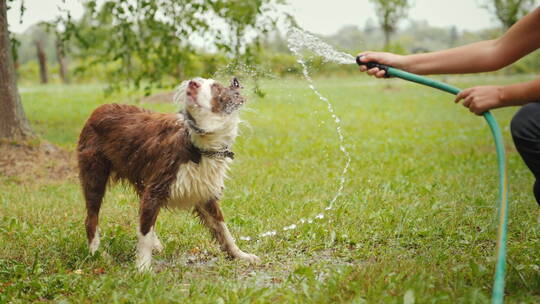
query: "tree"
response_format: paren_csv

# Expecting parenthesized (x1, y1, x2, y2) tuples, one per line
(43, 21, 70, 84)
(369, 0, 411, 49)
(482, 0, 536, 30)
(364, 18, 376, 35)
(61, 0, 282, 95)
(0, 0, 284, 140)
(0, 0, 32, 140)
(35, 39, 48, 84)
(448, 26, 458, 48)
(55, 35, 69, 84)
(326, 25, 364, 51)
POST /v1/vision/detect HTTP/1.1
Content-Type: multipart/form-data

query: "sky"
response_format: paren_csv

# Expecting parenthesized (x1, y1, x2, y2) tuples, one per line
(7, 0, 498, 35)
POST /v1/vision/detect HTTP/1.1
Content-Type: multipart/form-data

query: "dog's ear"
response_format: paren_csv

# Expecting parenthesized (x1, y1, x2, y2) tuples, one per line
(230, 77, 242, 89)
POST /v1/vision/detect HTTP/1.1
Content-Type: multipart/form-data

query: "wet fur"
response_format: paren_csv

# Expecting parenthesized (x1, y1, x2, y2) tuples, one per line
(77, 78, 259, 270)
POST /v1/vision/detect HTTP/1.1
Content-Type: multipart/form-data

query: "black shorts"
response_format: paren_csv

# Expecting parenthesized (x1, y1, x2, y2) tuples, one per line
(510, 102, 540, 205)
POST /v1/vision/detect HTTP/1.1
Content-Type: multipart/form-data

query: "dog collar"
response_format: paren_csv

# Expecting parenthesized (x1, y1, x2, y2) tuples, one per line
(189, 144, 234, 161)
(182, 110, 210, 135)
(182, 111, 234, 161)
(196, 147, 235, 160)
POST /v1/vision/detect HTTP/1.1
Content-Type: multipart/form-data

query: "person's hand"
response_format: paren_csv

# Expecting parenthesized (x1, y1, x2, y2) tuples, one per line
(454, 85, 504, 115)
(357, 52, 406, 78)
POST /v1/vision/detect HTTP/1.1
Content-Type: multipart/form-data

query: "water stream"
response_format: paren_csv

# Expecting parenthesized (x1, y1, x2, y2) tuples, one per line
(240, 27, 355, 242)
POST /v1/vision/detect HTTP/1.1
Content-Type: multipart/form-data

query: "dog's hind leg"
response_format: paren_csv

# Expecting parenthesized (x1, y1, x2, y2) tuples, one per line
(136, 189, 163, 271)
(79, 152, 111, 255)
(195, 199, 260, 264)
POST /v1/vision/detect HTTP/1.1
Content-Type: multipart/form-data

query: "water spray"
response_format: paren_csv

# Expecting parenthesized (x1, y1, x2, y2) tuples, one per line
(239, 28, 352, 242)
(240, 26, 508, 303)
(356, 56, 509, 304)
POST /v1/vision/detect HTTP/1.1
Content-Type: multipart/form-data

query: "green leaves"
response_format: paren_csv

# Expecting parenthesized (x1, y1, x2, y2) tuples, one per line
(369, 0, 411, 48)
(481, 0, 536, 30)
(5, 0, 25, 21)
(59, 0, 282, 95)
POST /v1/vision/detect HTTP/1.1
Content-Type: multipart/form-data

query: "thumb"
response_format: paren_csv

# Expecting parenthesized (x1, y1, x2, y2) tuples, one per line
(358, 52, 376, 63)
(360, 52, 386, 64)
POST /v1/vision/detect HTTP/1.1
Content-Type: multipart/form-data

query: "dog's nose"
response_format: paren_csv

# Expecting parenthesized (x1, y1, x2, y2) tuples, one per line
(188, 81, 200, 89)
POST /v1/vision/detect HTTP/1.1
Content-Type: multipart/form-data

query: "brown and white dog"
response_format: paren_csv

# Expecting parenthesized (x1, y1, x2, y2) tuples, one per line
(77, 77, 259, 270)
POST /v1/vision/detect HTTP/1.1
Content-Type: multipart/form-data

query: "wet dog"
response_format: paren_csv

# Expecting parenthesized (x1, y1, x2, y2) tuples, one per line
(77, 77, 259, 270)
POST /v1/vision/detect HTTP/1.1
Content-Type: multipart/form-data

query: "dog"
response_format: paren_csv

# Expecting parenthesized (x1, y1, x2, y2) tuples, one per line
(77, 77, 259, 270)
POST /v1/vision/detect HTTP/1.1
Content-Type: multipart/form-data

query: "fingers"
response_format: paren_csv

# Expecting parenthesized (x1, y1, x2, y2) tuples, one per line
(454, 89, 471, 103)
(357, 52, 373, 63)
(455, 87, 485, 115)
(358, 53, 387, 78)
(367, 67, 379, 76)
(469, 103, 486, 116)
(358, 67, 386, 78)
(358, 52, 388, 78)
(455, 88, 479, 112)
(358, 52, 371, 73)
(376, 69, 387, 78)
(462, 95, 474, 108)
(469, 104, 479, 115)
(364, 67, 386, 78)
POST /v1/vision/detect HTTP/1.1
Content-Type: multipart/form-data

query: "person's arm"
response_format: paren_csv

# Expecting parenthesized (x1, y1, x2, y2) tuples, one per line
(455, 78, 540, 115)
(358, 7, 540, 77)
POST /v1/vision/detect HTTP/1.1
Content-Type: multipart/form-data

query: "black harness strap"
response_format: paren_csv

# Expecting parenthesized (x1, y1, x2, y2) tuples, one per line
(182, 110, 235, 162)
(183, 110, 208, 135)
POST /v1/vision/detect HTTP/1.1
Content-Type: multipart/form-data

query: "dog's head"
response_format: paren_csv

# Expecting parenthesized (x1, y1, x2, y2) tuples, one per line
(176, 77, 245, 132)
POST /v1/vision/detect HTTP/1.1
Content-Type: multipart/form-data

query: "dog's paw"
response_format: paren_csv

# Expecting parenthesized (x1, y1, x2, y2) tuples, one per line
(88, 233, 100, 255)
(136, 260, 152, 272)
(235, 251, 261, 264)
(152, 240, 164, 253)
(89, 246, 99, 256)
(136, 255, 153, 272)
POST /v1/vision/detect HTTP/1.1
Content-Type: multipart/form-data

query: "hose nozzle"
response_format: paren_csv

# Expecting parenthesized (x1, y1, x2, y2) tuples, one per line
(356, 55, 390, 77)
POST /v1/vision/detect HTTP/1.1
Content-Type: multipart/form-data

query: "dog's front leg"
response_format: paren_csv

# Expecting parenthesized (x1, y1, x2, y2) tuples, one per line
(195, 199, 260, 263)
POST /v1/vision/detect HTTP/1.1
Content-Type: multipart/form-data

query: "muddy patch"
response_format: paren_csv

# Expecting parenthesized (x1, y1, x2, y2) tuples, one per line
(0, 141, 77, 184)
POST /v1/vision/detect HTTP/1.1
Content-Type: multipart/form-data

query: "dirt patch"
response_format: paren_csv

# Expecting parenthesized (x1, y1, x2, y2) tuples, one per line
(0, 140, 77, 184)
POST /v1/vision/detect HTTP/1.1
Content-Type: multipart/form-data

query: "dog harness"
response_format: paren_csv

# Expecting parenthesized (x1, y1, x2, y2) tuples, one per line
(182, 110, 235, 161)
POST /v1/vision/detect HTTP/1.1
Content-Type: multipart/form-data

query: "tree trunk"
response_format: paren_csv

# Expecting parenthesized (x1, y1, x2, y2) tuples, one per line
(55, 38, 69, 84)
(0, 0, 33, 140)
(35, 40, 48, 84)
(383, 29, 390, 50)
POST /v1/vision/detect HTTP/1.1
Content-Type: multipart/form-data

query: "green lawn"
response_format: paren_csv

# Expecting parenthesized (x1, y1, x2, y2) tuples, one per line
(1, 75, 539, 303)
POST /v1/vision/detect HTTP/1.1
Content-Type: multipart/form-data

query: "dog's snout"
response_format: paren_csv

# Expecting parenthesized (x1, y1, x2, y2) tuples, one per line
(186, 80, 201, 101)
(188, 81, 200, 89)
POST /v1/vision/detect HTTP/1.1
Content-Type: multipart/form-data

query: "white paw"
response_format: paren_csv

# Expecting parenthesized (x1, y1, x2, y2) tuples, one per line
(150, 228, 163, 253)
(235, 251, 261, 264)
(136, 256, 152, 272)
(137, 229, 155, 271)
(152, 239, 164, 253)
(88, 233, 100, 255)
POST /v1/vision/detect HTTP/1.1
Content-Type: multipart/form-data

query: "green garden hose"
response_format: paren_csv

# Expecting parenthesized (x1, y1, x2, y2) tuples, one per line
(356, 57, 509, 304)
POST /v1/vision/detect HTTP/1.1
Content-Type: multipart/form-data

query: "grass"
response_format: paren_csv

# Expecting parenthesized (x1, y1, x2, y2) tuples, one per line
(1, 75, 539, 303)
